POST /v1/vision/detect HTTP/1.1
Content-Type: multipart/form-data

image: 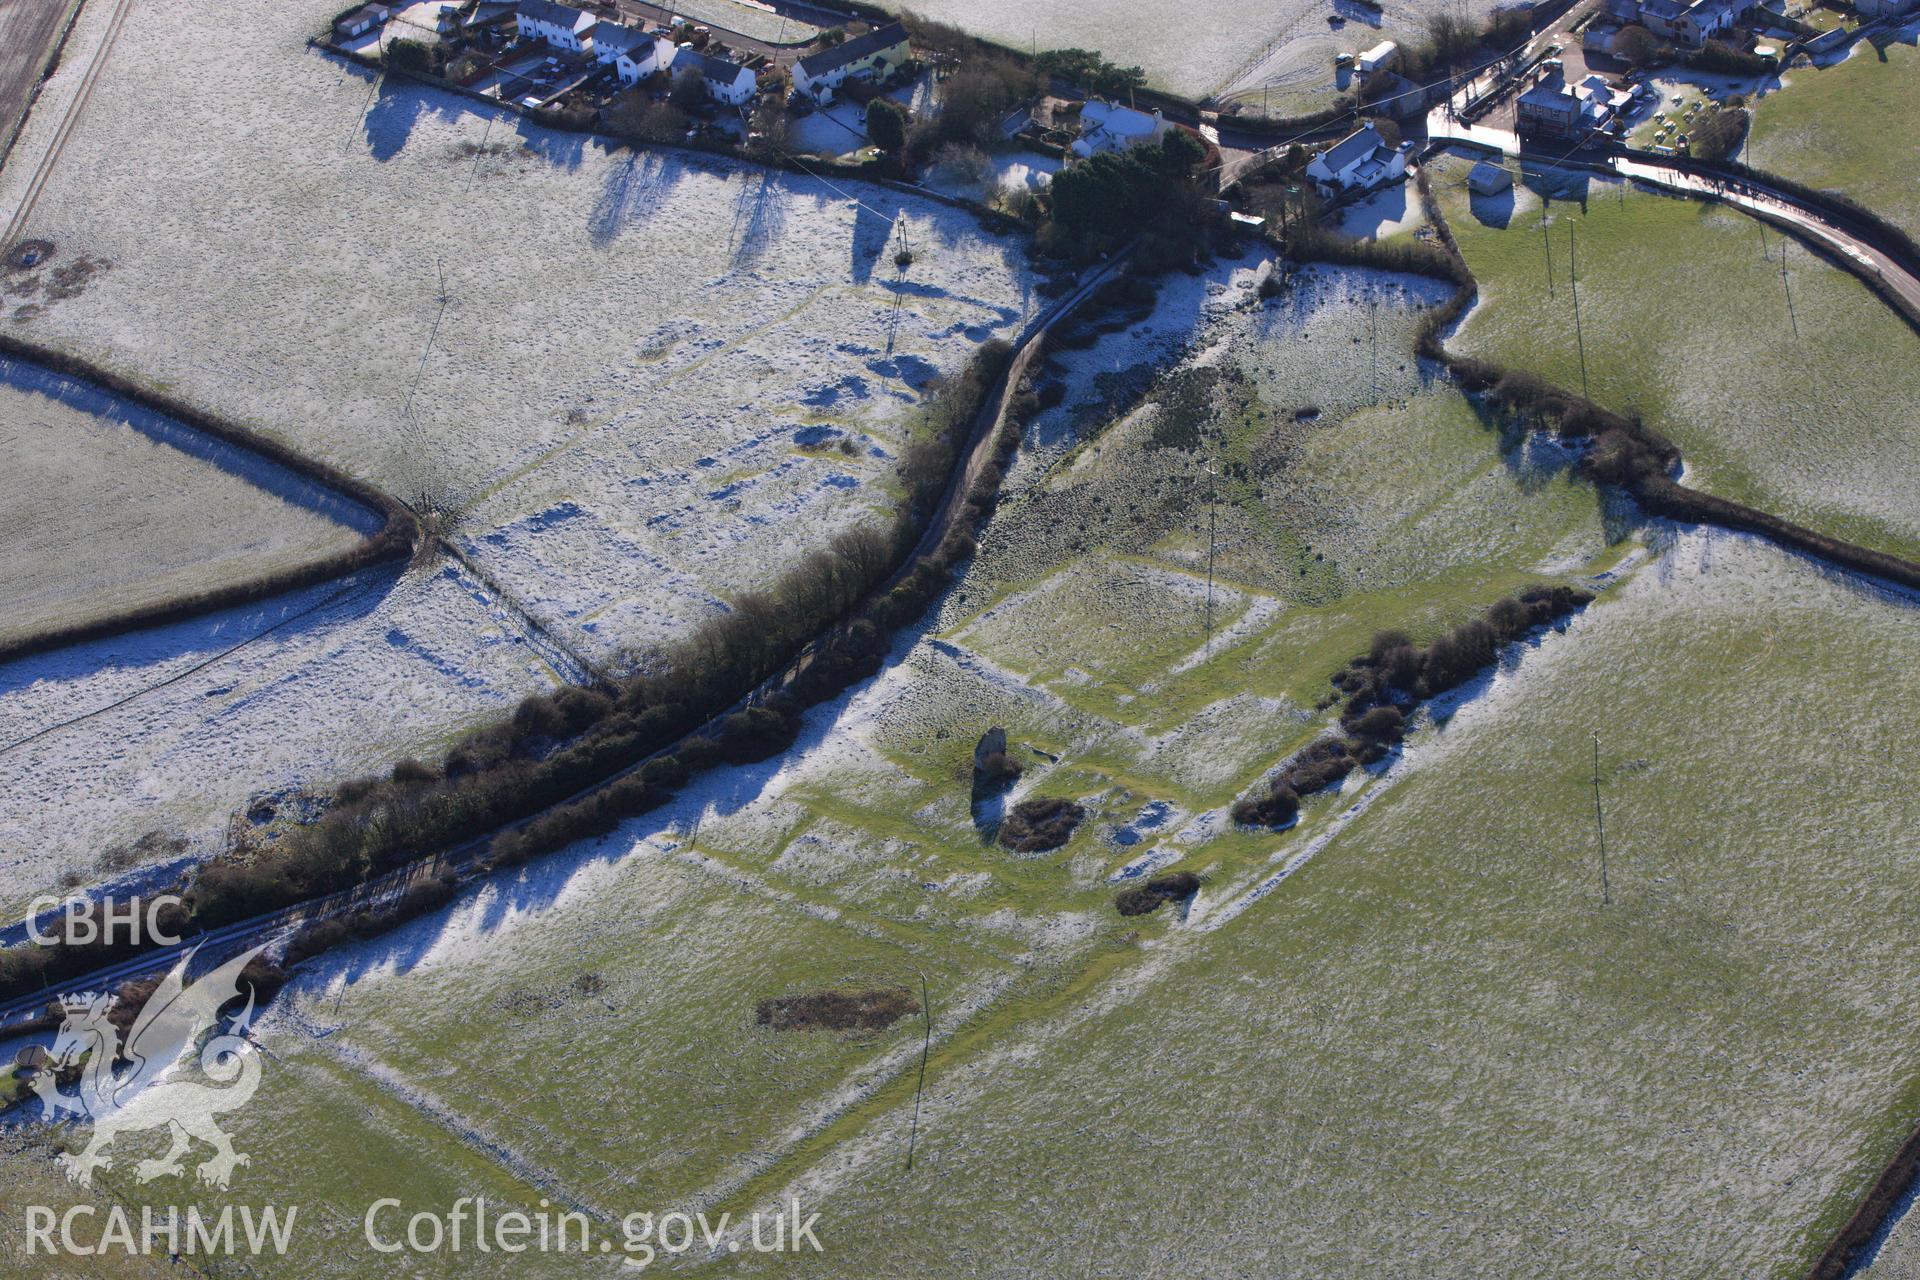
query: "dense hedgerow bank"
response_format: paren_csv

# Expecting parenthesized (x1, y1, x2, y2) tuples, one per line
(1233, 585, 1594, 825)
(1114, 870, 1202, 917)
(0, 336, 1028, 1005)
(999, 797, 1088, 853)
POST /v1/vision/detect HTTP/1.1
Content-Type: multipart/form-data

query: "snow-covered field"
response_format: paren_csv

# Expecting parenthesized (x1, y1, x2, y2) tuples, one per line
(0, 562, 561, 913)
(0, 355, 374, 645)
(0, 0, 1037, 667)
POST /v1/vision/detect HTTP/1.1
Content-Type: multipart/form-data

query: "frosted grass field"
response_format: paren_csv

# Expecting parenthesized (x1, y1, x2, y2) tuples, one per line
(660, 0, 820, 44)
(23, 708, 1036, 1279)
(1864, 1195, 1920, 1280)
(1751, 28, 1920, 241)
(0, 0, 1037, 666)
(872, 0, 1507, 100)
(1431, 151, 1920, 562)
(0, 562, 561, 911)
(730, 531, 1920, 1279)
(0, 255, 1637, 1270)
(0, 357, 370, 645)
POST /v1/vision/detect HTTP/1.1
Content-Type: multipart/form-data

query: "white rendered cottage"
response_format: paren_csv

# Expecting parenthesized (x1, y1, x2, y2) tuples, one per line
(790, 22, 910, 102)
(516, 0, 593, 51)
(591, 22, 672, 84)
(1304, 124, 1409, 198)
(1070, 100, 1169, 158)
(676, 49, 757, 106)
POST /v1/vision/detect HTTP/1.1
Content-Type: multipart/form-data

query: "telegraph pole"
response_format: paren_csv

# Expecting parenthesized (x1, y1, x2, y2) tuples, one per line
(1779, 237, 1799, 338)
(1541, 214, 1554, 298)
(904, 969, 932, 1171)
(1591, 731, 1611, 906)
(1203, 458, 1218, 657)
(1368, 292, 1379, 402)
(1569, 225, 1589, 397)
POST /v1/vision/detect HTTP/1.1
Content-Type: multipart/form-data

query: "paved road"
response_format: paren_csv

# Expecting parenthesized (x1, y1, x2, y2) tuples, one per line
(0, 0, 78, 166)
(1610, 153, 1920, 319)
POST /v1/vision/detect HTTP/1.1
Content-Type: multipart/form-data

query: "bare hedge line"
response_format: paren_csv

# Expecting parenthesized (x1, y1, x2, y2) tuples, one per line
(0, 332, 418, 665)
(0, 291, 1080, 1003)
(1284, 165, 1920, 595)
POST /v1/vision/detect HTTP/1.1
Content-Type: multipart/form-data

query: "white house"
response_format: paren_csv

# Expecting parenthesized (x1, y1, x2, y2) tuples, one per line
(790, 22, 911, 102)
(590, 21, 641, 63)
(1357, 40, 1399, 73)
(1304, 123, 1408, 198)
(1071, 100, 1169, 158)
(613, 35, 674, 85)
(517, 0, 593, 51)
(591, 21, 673, 83)
(675, 49, 758, 106)
(333, 3, 388, 38)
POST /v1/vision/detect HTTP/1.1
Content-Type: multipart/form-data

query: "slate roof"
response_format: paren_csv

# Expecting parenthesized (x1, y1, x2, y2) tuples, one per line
(677, 49, 752, 84)
(1317, 124, 1388, 174)
(519, 0, 591, 32)
(591, 20, 649, 53)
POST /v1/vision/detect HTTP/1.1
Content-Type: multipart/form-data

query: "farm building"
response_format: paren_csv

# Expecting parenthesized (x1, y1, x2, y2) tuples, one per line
(517, 0, 593, 50)
(333, 3, 389, 38)
(1358, 40, 1399, 73)
(1467, 160, 1513, 194)
(1304, 123, 1409, 198)
(676, 49, 758, 105)
(1071, 100, 1170, 157)
(790, 22, 912, 102)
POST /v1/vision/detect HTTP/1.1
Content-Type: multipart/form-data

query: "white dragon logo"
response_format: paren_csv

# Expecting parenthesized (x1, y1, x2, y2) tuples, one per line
(31, 944, 268, 1190)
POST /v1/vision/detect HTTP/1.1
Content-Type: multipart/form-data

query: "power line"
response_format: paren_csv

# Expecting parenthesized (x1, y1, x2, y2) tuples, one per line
(1210, 21, 1554, 186)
